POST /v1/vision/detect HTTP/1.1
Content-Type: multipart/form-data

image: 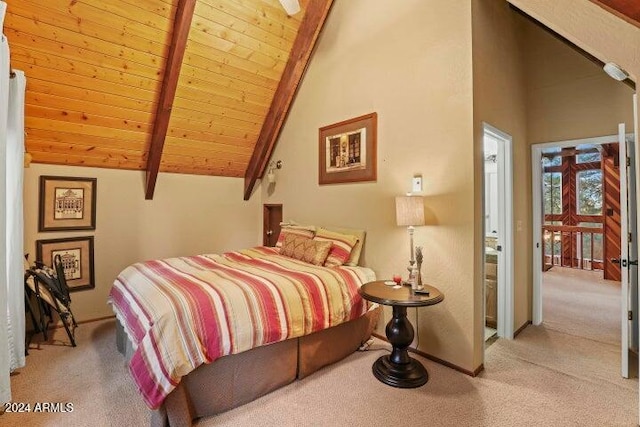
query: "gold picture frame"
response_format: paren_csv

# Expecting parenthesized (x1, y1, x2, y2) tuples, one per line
(39, 176, 97, 232)
(319, 112, 377, 185)
(36, 236, 95, 292)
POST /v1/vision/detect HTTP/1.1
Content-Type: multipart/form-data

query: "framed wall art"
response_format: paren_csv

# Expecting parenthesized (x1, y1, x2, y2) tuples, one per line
(319, 112, 377, 185)
(39, 176, 97, 232)
(36, 236, 95, 292)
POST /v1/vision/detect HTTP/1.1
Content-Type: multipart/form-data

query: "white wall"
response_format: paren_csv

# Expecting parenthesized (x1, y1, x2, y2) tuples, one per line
(24, 164, 261, 322)
(471, 0, 529, 362)
(522, 11, 635, 144)
(262, 0, 477, 371)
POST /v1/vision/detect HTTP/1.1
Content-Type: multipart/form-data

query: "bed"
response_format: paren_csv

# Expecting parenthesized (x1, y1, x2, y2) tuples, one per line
(109, 227, 380, 427)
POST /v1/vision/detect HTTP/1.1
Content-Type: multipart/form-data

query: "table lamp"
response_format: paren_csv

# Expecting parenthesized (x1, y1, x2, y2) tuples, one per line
(395, 195, 425, 278)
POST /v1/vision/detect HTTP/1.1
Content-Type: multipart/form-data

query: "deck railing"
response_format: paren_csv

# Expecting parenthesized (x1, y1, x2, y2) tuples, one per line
(542, 225, 603, 271)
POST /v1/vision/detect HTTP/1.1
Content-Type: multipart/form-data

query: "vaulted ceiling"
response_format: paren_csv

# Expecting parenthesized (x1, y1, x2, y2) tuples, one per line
(591, 0, 640, 28)
(5, 0, 637, 200)
(4, 0, 332, 199)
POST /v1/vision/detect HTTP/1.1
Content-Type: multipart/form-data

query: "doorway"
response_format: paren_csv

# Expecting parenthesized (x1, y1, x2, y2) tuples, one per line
(532, 135, 618, 323)
(483, 123, 515, 341)
(531, 127, 637, 378)
(263, 204, 283, 247)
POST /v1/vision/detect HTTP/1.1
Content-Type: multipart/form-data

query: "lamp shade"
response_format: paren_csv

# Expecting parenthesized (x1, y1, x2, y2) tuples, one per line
(395, 196, 425, 227)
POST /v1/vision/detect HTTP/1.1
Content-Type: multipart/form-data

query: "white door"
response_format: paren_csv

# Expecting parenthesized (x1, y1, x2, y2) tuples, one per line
(483, 123, 514, 340)
(618, 122, 638, 379)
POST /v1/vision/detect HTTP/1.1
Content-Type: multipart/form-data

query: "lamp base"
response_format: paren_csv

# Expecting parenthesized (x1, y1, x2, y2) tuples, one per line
(406, 261, 414, 283)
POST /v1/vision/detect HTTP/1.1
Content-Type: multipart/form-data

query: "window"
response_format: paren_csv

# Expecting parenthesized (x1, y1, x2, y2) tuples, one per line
(543, 230, 561, 263)
(576, 144, 601, 164)
(542, 147, 561, 167)
(543, 172, 562, 215)
(576, 170, 603, 215)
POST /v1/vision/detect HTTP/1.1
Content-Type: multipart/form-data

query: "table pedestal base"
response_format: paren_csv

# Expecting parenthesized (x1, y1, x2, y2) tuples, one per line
(372, 354, 428, 388)
(372, 305, 428, 388)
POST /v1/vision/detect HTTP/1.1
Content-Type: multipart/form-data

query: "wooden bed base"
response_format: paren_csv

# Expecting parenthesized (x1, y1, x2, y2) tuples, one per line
(116, 306, 381, 426)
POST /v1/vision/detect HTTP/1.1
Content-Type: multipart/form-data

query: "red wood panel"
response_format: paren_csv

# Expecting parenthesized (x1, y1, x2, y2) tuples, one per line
(561, 153, 574, 266)
(545, 146, 613, 272)
(603, 143, 622, 281)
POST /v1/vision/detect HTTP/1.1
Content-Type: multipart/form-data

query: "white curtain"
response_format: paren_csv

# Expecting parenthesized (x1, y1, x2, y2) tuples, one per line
(0, 0, 11, 405)
(7, 69, 25, 372)
(1, 0, 26, 405)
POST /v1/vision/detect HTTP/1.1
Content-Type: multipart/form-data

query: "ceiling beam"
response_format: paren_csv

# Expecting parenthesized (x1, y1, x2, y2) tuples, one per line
(145, 0, 196, 200)
(243, 0, 335, 201)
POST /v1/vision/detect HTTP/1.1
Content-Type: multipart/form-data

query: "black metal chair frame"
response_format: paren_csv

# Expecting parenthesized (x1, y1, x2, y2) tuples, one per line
(25, 254, 78, 347)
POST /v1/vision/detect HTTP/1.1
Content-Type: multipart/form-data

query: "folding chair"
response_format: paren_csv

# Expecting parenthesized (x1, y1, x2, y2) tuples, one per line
(25, 254, 78, 347)
(24, 280, 41, 355)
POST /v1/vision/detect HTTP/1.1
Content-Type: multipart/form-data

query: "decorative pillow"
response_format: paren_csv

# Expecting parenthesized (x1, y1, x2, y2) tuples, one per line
(281, 234, 332, 266)
(275, 225, 315, 249)
(323, 227, 365, 266)
(313, 228, 359, 267)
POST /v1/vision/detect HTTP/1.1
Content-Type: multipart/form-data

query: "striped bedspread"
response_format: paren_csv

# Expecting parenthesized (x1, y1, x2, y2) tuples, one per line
(108, 246, 376, 409)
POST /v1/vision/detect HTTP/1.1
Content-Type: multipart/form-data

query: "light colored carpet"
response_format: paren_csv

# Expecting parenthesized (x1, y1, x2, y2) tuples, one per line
(3, 321, 150, 427)
(3, 316, 637, 426)
(542, 266, 620, 345)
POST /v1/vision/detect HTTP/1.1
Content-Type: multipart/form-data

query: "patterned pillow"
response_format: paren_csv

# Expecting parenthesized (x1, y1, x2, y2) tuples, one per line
(281, 234, 332, 266)
(275, 225, 315, 249)
(323, 227, 365, 266)
(313, 228, 359, 267)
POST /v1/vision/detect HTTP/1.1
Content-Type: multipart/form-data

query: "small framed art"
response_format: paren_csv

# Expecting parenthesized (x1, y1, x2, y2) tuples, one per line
(36, 236, 95, 292)
(39, 176, 97, 232)
(319, 112, 377, 185)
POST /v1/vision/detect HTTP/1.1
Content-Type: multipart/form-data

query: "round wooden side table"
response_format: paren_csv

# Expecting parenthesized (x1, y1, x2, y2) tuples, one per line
(358, 280, 444, 388)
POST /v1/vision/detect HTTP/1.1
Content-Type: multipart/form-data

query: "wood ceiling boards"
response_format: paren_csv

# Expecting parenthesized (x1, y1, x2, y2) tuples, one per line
(243, 0, 334, 200)
(5, 0, 323, 198)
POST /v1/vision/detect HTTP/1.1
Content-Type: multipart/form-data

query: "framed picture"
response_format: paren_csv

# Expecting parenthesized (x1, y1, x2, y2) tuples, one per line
(36, 236, 95, 292)
(39, 176, 97, 232)
(319, 112, 377, 185)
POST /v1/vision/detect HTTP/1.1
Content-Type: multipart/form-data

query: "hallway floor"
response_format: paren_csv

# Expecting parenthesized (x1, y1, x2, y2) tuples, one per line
(542, 266, 620, 345)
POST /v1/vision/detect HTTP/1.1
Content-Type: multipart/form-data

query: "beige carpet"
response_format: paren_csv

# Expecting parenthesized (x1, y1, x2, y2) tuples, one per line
(3, 321, 149, 427)
(542, 266, 620, 345)
(2, 315, 637, 427)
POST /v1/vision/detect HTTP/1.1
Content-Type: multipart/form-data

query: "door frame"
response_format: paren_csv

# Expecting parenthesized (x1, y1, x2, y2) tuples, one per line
(483, 123, 514, 339)
(633, 93, 639, 426)
(531, 133, 632, 325)
(618, 122, 639, 379)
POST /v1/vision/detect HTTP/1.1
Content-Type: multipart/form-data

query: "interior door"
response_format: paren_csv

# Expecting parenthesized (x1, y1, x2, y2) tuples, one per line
(618, 122, 638, 379)
(263, 204, 283, 247)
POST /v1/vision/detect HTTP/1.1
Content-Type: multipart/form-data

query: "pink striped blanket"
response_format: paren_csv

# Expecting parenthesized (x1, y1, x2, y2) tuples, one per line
(108, 246, 376, 409)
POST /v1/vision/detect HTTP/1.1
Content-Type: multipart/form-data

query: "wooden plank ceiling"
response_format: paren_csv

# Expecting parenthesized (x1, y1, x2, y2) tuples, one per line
(5, 0, 322, 197)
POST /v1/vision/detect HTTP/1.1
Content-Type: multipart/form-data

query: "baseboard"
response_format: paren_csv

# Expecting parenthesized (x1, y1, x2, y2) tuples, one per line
(77, 315, 116, 325)
(30, 315, 116, 332)
(371, 332, 481, 377)
(514, 320, 532, 338)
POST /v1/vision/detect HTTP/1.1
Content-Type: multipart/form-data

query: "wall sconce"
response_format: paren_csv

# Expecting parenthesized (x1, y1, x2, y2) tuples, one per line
(267, 160, 282, 184)
(278, 0, 300, 15)
(24, 152, 32, 168)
